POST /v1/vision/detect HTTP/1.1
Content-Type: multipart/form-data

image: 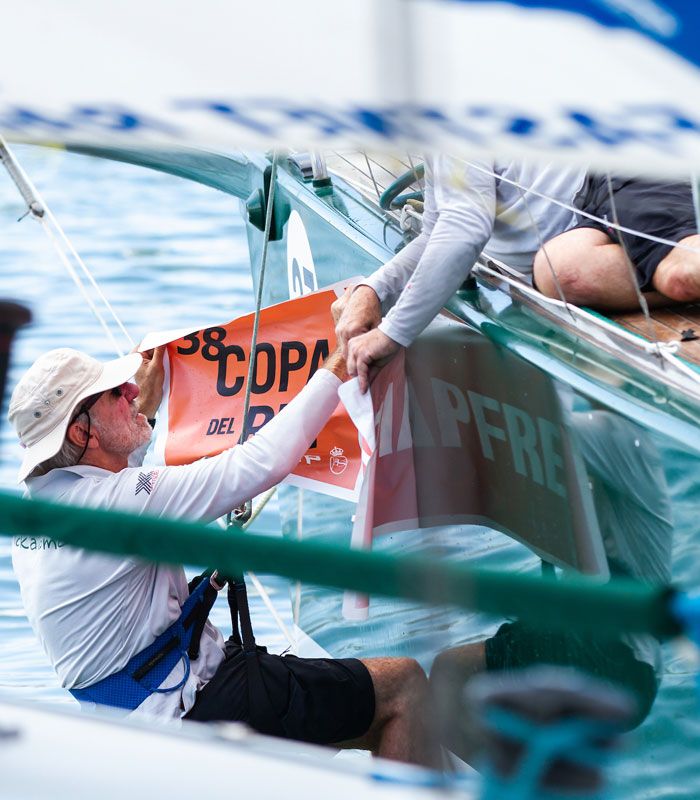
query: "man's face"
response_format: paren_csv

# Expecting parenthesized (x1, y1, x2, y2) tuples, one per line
(90, 382, 152, 456)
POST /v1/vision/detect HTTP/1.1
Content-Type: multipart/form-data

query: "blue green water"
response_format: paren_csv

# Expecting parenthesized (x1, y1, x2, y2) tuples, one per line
(1, 146, 699, 799)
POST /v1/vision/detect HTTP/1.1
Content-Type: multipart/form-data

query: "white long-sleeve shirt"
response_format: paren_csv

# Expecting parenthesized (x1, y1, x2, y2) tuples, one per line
(12, 368, 341, 719)
(365, 156, 586, 347)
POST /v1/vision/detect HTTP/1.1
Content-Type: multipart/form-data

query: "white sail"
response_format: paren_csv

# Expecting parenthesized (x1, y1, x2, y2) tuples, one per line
(2, 0, 700, 172)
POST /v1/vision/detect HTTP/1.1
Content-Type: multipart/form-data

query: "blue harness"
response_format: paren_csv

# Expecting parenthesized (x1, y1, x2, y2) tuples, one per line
(70, 574, 217, 711)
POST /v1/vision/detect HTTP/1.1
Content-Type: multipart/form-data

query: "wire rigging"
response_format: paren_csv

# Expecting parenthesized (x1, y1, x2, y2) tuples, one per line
(0, 136, 134, 355)
(603, 173, 660, 352)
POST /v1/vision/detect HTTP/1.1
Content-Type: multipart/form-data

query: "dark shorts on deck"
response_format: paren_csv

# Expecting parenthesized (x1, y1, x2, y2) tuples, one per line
(485, 621, 658, 729)
(185, 636, 375, 745)
(573, 174, 697, 291)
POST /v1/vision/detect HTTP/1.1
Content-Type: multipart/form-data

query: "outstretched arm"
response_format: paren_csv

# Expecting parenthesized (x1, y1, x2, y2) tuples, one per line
(348, 157, 498, 391)
(95, 353, 347, 523)
(333, 159, 439, 354)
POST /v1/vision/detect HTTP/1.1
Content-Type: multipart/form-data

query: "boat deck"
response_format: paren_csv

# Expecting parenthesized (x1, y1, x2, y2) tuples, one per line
(609, 306, 700, 368)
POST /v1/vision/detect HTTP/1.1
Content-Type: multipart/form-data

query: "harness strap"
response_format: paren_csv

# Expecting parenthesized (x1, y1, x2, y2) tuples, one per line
(70, 574, 218, 711)
(224, 575, 286, 737)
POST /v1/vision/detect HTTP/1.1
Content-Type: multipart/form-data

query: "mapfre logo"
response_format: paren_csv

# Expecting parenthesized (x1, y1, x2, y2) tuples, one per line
(329, 446, 348, 475)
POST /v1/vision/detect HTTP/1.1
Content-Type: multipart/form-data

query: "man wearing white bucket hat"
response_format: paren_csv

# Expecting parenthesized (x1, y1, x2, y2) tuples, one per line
(9, 346, 437, 767)
(11, 348, 152, 483)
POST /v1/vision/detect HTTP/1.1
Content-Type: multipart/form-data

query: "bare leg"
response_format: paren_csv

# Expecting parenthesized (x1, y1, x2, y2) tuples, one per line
(429, 643, 486, 764)
(652, 234, 700, 302)
(534, 228, 669, 310)
(336, 656, 441, 768)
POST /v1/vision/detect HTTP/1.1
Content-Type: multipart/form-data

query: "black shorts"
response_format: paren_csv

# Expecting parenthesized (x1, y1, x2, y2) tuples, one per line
(485, 621, 658, 729)
(185, 636, 375, 745)
(573, 174, 697, 291)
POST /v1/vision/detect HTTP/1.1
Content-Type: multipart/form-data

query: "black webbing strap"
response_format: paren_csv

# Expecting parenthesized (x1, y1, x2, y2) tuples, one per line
(186, 575, 220, 661)
(225, 575, 285, 737)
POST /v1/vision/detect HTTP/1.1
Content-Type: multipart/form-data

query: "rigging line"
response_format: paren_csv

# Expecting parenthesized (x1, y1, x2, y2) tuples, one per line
(365, 154, 400, 181)
(363, 153, 383, 202)
(604, 173, 660, 354)
(41, 204, 135, 350)
(464, 160, 700, 257)
(239, 151, 279, 444)
(247, 571, 295, 650)
(241, 486, 278, 530)
(0, 137, 134, 354)
(407, 153, 424, 191)
(515, 184, 577, 323)
(329, 151, 374, 184)
(226, 152, 281, 529)
(39, 219, 126, 356)
(332, 151, 387, 195)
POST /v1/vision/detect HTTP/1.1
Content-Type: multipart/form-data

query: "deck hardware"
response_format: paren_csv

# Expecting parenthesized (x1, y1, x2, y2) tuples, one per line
(245, 164, 290, 240)
(287, 153, 314, 181)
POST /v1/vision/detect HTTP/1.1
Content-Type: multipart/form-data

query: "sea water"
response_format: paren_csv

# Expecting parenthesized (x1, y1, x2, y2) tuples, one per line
(0, 146, 698, 799)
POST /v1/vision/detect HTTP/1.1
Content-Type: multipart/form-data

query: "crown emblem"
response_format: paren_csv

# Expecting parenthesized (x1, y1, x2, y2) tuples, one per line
(329, 445, 348, 475)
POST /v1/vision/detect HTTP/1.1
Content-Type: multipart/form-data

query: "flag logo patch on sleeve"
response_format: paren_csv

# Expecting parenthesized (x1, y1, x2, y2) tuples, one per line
(135, 470, 159, 496)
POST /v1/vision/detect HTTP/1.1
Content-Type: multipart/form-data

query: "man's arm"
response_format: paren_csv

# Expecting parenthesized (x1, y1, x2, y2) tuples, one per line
(333, 158, 439, 351)
(348, 157, 498, 391)
(92, 352, 347, 523)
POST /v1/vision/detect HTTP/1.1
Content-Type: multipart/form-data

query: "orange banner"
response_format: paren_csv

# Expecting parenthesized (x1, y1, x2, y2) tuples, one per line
(158, 287, 362, 501)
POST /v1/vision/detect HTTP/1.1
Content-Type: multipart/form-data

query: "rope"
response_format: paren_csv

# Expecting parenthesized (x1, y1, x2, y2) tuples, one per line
(0, 137, 134, 355)
(0, 489, 681, 641)
(363, 152, 383, 202)
(604, 173, 659, 350)
(514, 183, 577, 322)
(246, 571, 295, 650)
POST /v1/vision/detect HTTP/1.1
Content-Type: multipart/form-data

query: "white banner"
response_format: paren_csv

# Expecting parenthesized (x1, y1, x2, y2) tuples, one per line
(3, 1, 700, 174)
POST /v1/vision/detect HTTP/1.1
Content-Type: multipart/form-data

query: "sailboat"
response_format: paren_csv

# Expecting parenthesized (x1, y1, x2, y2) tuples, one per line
(2, 1, 700, 797)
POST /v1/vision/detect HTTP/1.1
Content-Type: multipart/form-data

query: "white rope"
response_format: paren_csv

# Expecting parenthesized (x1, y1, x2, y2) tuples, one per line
(241, 487, 278, 530)
(41, 203, 135, 350)
(514, 183, 577, 322)
(464, 160, 700, 256)
(0, 138, 134, 355)
(39, 219, 128, 356)
(246, 572, 295, 650)
(363, 152, 383, 202)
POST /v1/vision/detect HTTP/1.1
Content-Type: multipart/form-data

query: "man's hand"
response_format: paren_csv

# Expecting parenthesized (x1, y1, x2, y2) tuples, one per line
(333, 285, 382, 357)
(347, 329, 401, 393)
(134, 346, 166, 419)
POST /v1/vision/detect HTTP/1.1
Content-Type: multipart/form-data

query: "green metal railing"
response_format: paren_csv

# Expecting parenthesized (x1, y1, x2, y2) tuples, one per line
(0, 490, 681, 641)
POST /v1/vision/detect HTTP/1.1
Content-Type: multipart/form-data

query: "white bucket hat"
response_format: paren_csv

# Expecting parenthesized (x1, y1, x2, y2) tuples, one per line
(8, 348, 142, 483)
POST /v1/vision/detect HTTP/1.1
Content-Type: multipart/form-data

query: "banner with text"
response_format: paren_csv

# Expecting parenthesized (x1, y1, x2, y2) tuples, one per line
(342, 313, 608, 581)
(152, 287, 362, 502)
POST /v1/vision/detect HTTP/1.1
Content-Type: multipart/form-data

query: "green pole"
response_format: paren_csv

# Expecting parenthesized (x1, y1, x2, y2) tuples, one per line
(0, 490, 680, 641)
